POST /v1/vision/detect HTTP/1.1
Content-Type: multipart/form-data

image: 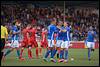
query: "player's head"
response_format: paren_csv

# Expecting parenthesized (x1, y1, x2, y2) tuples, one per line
(51, 18, 56, 25)
(89, 26, 93, 31)
(32, 24, 37, 29)
(26, 24, 31, 29)
(42, 27, 47, 32)
(57, 21, 63, 26)
(64, 21, 68, 27)
(12, 21, 16, 26)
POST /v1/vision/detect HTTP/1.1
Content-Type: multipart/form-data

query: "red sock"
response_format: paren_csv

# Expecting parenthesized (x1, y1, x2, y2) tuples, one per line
(20, 48, 24, 58)
(36, 47, 38, 58)
(39, 48, 42, 55)
(28, 48, 32, 58)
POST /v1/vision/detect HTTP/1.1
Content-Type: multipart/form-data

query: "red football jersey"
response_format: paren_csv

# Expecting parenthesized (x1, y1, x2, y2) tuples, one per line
(22, 28, 29, 39)
(41, 31, 47, 41)
(28, 28, 37, 39)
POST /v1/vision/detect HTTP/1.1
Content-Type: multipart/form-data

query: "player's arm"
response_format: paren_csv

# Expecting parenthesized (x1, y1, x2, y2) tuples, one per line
(5, 27, 8, 41)
(12, 30, 20, 34)
(60, 29, 66, 32)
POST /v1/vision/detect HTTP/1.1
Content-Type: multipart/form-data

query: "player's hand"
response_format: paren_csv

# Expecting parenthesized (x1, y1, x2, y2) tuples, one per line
(59, 30, 62, 33)
(62, 29, 66, 32)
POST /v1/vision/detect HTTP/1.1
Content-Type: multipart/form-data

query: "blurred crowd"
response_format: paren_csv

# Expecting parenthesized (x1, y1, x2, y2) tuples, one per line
(1, 4, 99, 41)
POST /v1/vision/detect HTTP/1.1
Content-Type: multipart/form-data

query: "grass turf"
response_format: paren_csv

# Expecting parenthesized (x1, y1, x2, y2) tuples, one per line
(1, 48, 99, 66)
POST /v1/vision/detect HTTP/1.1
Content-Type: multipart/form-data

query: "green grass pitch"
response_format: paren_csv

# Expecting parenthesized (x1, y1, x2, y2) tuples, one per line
(1, 48, 99, 66)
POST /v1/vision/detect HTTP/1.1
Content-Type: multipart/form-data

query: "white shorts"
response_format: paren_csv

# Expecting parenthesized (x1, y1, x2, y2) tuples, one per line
(6, 43, 12, 47)
(61, 41, 70, 49)
(11, 40, 20, 48)
(87, 42, 95, 48)
(48, 39, 55, 47)
(56, 40, 62, 47)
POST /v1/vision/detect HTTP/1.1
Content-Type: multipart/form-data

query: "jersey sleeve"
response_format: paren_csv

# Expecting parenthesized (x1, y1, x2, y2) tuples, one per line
(12, 26, 18, 34)
(94, 31, 96, 35)
(5, 27, 8, 35)
(54, 26, 59, 33)
(12, 28, 16, 34)
(67, 27, 71, 32)
(47, 26, 50, 34)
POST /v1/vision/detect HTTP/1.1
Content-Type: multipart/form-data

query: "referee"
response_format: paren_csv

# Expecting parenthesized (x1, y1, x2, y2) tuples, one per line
(1, 22, 8, 62)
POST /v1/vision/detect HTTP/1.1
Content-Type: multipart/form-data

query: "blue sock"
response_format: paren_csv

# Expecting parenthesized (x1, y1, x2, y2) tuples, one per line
(45, 50, 51, 58)
(65, 50, 68, 60)
(51, 49, 53, 58)
(52, 49, 57, 58)
(60, 50, 64, 59)
(16, 49, 20, 57)
(88, 48, 91, 59)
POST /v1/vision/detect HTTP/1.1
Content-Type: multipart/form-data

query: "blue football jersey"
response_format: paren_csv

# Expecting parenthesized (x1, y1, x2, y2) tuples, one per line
(62, 26, 71, 41)
(87, 30, 96, 42)
(11, 25, 20, 41)
(47, 24, 57, 40)
(56, 27, 63, 40)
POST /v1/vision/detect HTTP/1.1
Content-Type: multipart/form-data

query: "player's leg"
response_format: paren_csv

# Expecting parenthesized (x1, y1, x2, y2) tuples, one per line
(18, 40, 25, 60)
(51, 40, 57, 58)
(58, 49, 64, 62)
(36, 41, 39, 59)
(28, 40, 33, 59)
(50, 40, 57, 63)
(20, 47, 24, 58)
(56, 40, 62, 59)
(3, 48, 14, 58)
(87, 42, 91, 61)
(40, 40, 47, 56)
(91, 42, 95, 52)
(43, 39, 51, 62)
(19, 40, 26, 60)
(37, 40, 41, 56)
(3, 40, 15, 57)
(64, 41, 69, 63)
(58, 41, 64, 62)
(56, 48, 59, 58)
(15, 47, 20, 58)
(28, 45, 33, 59)
(39, 41, 43, 56)
(14, 40, 20, 58)
(44, 39, 51, 58)
(33, 40, 39, 59)
(12, 40, 23, 60)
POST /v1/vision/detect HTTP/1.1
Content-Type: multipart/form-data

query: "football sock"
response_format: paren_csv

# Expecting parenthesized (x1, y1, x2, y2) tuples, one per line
(52, 49, 57, 58)
(20, 48, 24, 57)
(36, 47, 38, 58)
(28, 48, 32, 58)
(51, 49, 53, 58)
(88, 48, 91, 59)
(60, 50, 64, 59)
(39, 48, 42, 55)
(16, 49, 20, 57)
(45, 49, 51, 58)
(65, 50, 68, 60)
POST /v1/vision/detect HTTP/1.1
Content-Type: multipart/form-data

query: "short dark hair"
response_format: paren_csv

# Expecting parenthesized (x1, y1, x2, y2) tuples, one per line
(12, 21, 16, 25)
